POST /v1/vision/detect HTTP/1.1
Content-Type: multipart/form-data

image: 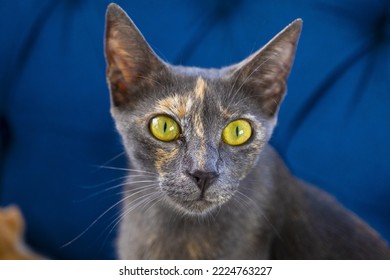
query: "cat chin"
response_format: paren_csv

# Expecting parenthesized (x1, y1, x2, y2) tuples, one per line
(165, 196, 225, 217)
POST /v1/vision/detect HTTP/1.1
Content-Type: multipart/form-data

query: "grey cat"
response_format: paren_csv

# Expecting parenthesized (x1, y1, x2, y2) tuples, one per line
(104, 3, 390, 259)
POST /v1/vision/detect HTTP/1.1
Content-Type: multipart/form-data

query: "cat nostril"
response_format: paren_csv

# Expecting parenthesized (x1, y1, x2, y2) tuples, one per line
(193, 174, 202, 184)
(187, 170, 219, 192)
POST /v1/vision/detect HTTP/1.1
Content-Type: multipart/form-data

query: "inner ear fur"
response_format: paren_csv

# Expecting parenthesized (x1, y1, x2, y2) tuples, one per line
(105, 3, 167, 107)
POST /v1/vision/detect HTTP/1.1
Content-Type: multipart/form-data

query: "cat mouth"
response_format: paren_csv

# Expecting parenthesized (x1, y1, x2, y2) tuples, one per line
(161, 179, 231, 215)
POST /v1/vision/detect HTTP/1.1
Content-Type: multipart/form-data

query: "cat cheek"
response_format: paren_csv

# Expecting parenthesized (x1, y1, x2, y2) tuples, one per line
(154, 147, 180, 176)
(235, 152, 261, 180)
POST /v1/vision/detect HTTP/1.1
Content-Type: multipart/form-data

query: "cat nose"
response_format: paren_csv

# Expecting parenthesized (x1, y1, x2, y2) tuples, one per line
(187, 170, 219, 195)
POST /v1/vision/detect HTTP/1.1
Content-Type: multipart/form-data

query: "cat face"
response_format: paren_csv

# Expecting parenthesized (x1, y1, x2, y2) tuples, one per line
(111, 74, 271, 215)
(104, 4, 301, 215)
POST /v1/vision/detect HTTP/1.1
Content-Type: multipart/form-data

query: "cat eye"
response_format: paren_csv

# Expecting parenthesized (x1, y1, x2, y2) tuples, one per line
(222, 119, 252, 146)
(149, 115, 181, 142)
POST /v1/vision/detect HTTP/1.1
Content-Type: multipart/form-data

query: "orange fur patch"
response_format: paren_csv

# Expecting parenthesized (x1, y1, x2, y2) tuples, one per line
(0, 206, 42, 260)
(155, 95, 193, 118)
(193, 113, 206, 169)
(194, 77, 207, 102)
(155, 147, 179, 174)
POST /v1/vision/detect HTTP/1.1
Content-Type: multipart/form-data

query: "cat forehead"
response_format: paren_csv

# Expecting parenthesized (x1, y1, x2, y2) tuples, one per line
(154, 76, 238, 119)
(155, 77, 203, 113)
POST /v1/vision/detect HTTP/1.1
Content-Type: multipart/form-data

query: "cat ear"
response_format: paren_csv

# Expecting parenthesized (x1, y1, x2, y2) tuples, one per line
(230, 19, 302, 117)
(104, 4, 167, 107)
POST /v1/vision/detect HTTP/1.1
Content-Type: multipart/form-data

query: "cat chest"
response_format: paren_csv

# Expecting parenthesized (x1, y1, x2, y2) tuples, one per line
(137, 229, 223, 259)
(133, 223, 265, 259)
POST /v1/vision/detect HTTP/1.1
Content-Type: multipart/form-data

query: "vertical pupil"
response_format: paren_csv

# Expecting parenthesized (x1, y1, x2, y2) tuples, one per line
(235, 126, 239, 137)
(163, 122, 167, 133)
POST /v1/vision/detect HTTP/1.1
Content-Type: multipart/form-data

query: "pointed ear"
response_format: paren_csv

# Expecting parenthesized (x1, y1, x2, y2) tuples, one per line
(231, 19, 302, 117)
(104, 4, 167, 107)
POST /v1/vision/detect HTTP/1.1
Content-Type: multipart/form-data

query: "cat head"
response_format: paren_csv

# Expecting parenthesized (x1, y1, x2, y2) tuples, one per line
(104, 3, 301, 216)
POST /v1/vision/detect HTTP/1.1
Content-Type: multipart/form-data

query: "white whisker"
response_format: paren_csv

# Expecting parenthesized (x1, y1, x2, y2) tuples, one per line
(103, 192, 163, 241)
(75, 180, 159, 202)
(97, 152, 126, 168)
(96, 165, 158, 175)
(143, 194, 165, 214)
(116, 183, 160, 196)
(126, 180, 159, 185)
(62, 183, 158, 248)
(79, 175, 130, 190)
(62, 195, 130, 248)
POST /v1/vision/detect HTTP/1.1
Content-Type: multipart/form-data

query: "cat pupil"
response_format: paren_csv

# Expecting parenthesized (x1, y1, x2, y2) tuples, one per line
(236, 126, 239, 137)
(163, 122, 167, 133)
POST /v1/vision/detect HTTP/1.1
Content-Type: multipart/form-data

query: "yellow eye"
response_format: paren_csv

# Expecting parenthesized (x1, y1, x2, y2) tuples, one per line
(149, 115, 180, 142)
(222, 119, 252, 146)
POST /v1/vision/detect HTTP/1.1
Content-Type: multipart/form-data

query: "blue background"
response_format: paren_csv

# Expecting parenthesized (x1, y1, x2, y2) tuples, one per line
(0, 0, 389, 259)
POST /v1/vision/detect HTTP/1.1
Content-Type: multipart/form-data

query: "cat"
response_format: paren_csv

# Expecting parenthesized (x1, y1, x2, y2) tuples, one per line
(104, 3, 390, 259)
(0, 206, 42, 260)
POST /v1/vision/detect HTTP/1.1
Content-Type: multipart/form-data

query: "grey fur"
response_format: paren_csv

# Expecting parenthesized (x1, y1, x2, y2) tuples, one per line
(104, 3, 390, 259)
